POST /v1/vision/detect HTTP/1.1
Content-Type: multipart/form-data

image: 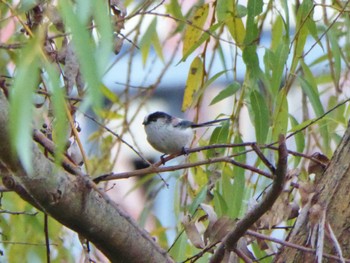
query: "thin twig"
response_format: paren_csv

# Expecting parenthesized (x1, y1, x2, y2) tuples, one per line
(44, 214, 51, 263)
(0, 209, 38, 216)
(93, 155, 272, 183)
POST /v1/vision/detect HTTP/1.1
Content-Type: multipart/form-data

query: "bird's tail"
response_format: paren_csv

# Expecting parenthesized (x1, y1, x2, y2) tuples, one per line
(191, 118, 230, 128)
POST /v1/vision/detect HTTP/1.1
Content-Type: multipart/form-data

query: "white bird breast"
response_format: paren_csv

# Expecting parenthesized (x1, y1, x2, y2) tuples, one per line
(145, 120, 194, 154)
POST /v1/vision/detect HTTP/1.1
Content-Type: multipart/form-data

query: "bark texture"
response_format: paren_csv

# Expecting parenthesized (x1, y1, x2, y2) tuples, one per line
(274, 121, 350, 262)
(0, 92, 173, 263)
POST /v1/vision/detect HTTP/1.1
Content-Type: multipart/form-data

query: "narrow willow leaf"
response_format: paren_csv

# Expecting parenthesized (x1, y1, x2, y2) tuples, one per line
(243, 45, 260, 74)
(58, 0, 102, 110)
(101, 84, 120, 103)
(270, 40, 289, 95)
(140, 18, 156, 64)
(226, 17, 246, 47)
(182, 56, 203, 111)
(168, 231, 189, 261)
(210, 82, 240, 105)
(203, 69, 229, 90)
(271, 15, 284, 51)
(188, 186, 207, 215)
(216, 0, 233, 21)
(288, 118, 313, 133)
(298, 73, 330, 151)
(272, 89, 288, 141)
(280, 0, 290, 33)
(181, 22, 222, 62)
(76, 0, 93, 23)
(165, 0, 184, 20)
(217, 0, 246, 46)
(213, 189, 228, 217)
(245, 0, 263, 44)
(93, 0, 113, 76)
(183, 3, 209, 56)
(306, 12, 320, 46)
(139, 18, 164, 66)
(229, 135, 246, 218)
(206, 121, 229, 158)
(327, 27, 341, 87)
(250, 90, 269, 143)
(9, 36, 41, 173)
(45, 64, 69, 166)
(290, 0, 313, 74)
(298, 67, 324, 117)
(289, 115, 305, 167)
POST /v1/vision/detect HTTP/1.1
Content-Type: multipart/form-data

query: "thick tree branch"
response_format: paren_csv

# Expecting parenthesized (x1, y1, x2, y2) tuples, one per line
(0, 92, 173, 263)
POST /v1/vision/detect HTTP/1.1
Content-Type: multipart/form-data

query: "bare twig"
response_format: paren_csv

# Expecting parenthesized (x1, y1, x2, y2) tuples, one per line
(44, 214, 51, 263)
(0, 209, 38, 216)
(93, 154, 272, 183)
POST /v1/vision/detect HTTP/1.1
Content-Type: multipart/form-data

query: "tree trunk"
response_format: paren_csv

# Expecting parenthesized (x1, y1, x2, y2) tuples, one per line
(0, 92, 173, 263)
(275, 121, 350, 262)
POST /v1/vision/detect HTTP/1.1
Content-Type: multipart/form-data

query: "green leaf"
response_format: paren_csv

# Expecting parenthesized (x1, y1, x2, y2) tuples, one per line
(280, 0, 290, 34)
(289, 115, 305, 167)
(250, 90, 269, 143)
(270, 39, 289, 96)
(226, 17, 246, 47)
(217, 0, 246, 46)
(188, 186, 208, 215)
(168, 231, 189, 261)
(243, 45, 260, 76)
(290, 0, 313, 74)
(165, 0, 184, 20)
(58, 0, 103, 110)
(210, 82, 240, 105)
(76, 0, 93, 23)
(230, 135, 246, 218)
(139, 18, 164, 66)
(272, 89, 288, 141)
(93, 0, 114, 76)
(216, 0, 232, 22)
(245, 0, 263, 44)
(183, 3, 209, 56)
(101, 84, 120, 103)
(207, 121, 229, 158)
(327, 27, 341, 87)
(288, 118, 313, 133)
(9, 36, 41, 173)
(45, 63, 69, 166)
(203, 69, 229, 90)
(299, 64, 324, 117)
(182, 56, 203, 111)
(213, 189, 228, 217)
(271, 14, 284, 51)
(298, 68, 329, 151)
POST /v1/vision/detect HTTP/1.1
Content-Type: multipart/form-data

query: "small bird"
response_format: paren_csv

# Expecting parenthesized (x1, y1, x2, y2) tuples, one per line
(143, 111, 229, 155)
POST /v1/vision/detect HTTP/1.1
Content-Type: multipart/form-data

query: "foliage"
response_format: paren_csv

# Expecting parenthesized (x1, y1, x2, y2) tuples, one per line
(0, 0, 350, 261)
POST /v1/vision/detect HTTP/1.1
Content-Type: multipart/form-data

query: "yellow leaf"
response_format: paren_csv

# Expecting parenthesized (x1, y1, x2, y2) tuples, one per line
(182, 56, 203, 111)
(183, 3, 209, 56)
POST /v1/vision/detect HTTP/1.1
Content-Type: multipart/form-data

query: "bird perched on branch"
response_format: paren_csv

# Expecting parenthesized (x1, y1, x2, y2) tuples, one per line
(143, 111, 229, 155)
